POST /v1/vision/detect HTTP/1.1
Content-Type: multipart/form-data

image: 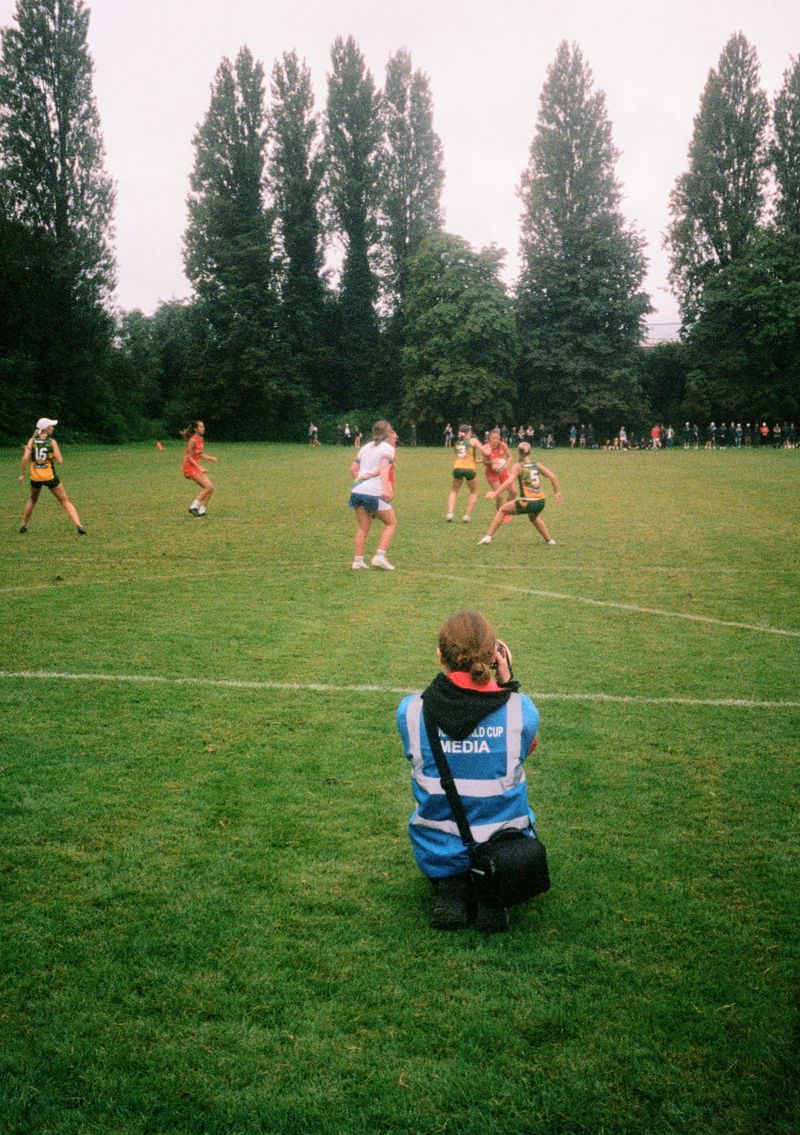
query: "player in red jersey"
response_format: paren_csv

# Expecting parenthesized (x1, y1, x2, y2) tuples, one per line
(482, 427, 514, 523)
(182, 421, 218, 516)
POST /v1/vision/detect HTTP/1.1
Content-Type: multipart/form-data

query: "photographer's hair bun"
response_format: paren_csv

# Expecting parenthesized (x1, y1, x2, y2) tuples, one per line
(438, 610, 495, 686)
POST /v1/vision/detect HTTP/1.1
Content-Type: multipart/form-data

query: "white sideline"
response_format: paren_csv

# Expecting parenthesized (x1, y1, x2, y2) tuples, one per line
(425, 573, 800, 638)
(0, 670, 798, 710)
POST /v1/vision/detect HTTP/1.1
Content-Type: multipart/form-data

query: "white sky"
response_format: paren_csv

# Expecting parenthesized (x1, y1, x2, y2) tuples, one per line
(1, 0, 797, 327)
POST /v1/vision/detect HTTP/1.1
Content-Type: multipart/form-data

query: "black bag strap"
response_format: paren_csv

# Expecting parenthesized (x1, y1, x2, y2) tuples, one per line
(422, 700, 477, 852)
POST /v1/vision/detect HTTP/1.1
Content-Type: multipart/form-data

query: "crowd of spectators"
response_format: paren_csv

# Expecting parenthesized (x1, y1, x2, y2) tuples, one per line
(602, 421, 798, 450)
(458, 420, 798, 451)
(315, 418, 797, 450)
(444, 422, 558, 449)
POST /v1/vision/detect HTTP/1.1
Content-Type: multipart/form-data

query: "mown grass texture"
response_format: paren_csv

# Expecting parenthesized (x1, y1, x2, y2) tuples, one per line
(0, 440, 798, 1135)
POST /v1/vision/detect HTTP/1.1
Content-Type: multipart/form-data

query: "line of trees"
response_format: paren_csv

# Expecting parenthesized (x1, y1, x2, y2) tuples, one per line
(1, 1, 798, 445)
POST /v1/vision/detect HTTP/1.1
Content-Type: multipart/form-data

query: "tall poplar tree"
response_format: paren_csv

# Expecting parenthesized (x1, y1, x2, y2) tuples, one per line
(0, 0, 116, 432)
(380, 49, 444, 312)
(666, 33, 769, 326)
(267, 50, 329, 403)
(516, 41, 649, 431)
(772, 57, 800, 236)
(324, 36, 383, 407)
(184, 47, 292, 439)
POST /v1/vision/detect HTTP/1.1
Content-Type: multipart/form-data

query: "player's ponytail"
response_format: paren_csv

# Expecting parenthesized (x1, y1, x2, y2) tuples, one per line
(371, 420, 393, 445)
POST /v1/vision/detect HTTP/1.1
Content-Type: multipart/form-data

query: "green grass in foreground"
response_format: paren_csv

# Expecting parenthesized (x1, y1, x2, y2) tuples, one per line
(0, 441, 798, 1134)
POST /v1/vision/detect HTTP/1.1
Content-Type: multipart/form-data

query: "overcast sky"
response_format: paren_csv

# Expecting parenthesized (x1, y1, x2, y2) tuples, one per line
(1, 0, 797, 328)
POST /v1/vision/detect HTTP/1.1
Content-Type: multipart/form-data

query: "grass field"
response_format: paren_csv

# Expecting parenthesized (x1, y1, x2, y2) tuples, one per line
(1, 440, 798, 1135)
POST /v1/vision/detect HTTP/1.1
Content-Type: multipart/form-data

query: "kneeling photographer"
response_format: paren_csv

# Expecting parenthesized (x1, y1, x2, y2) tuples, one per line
(397, 610, 549, 934)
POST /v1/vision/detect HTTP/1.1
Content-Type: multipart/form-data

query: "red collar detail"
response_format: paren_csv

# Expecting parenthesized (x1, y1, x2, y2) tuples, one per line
(447, 671, 502, 693)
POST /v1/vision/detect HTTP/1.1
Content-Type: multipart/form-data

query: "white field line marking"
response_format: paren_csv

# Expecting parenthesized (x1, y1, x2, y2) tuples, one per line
(0, 670, 798, 710)
(423, 572, 800, 639)
(3, 565, 799, 639)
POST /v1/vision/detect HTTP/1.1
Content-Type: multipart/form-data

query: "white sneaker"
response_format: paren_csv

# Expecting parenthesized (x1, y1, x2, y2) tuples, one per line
(371, 554, 395, 570)
(446, 513, 453, 522)
(352, 559, 369, 569)
(197, 507, 207, 515)
(546, 539, 556, 546)
(478, 535, 492, 545)
(462, 514, 471, 522)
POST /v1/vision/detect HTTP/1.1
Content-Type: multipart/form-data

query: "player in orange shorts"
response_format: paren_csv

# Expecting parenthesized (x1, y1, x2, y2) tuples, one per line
(182, 420, 218, 516)
(482, 427, 514, 523)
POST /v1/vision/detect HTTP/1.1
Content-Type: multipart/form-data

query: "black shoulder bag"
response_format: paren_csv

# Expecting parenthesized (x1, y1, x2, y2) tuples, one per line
(422, 701, 550, 907)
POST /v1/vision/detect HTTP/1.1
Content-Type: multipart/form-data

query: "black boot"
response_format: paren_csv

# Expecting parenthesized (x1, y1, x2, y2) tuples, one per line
(474, 891, 509, 934)
(430, 873, 471, 930)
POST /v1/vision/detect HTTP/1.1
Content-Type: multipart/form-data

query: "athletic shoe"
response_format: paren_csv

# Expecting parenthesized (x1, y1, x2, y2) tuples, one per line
(19, 525, 27, 533)
(446, 513, 453, 522)
(197, 507, 207, 516)
(462, 514, 471, 522)
(77, 526, 87, 536)
(478, 535, 492, 545)
(189, 506, 200, 515)
(351, 559, 369, 570)
(546, 539, 556, 546)
(371, 554, 395, 570)
(431, 874, 471, 930)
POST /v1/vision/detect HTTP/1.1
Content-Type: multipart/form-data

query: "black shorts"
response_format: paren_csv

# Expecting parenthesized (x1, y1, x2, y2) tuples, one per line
(31, 476, 60, 490)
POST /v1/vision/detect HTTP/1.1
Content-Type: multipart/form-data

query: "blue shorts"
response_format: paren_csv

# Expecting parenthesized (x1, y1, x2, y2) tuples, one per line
(349, 492, 389, 513)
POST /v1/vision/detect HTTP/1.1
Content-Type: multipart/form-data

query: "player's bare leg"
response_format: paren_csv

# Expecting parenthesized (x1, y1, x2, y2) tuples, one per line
(462, 479, 478, 521)
(52, 484, 84, 529)
(532, 513, 556, 544)
(446, 478, 461, 520)
(478, 500, 515, 543)
(20, 484, 42, 528)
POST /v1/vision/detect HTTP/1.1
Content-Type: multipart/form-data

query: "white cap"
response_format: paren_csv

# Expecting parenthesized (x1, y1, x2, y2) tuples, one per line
(36, 418, 58, 430)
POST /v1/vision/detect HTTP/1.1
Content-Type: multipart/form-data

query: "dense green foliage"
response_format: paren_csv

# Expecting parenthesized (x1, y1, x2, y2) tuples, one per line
(401, 233, 519, 428)
(268, 51, 330, 407)
(516, 41, 651, 436)
(772, 57, 800, 235)
(666, 34, 800, 419)
(0, 9, 798, 445)
(666, 33, 770, 327)
(380, 49, 445, 312)
(1, 442, 798, 1134)
(183, 47, 297, 439)
(324, 36, 383, 408)
(683, 228, 800, 420)
(0, 0, 118, 437)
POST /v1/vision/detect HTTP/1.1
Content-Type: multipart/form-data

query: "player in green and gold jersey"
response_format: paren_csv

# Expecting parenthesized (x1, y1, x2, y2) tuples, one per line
(18, 418, 86, 535)
(478, 441, 562, 546)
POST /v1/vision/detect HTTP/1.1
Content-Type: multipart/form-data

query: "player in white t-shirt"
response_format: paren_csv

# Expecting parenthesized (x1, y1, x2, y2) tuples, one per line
(348, 420, 398, 570)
